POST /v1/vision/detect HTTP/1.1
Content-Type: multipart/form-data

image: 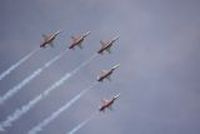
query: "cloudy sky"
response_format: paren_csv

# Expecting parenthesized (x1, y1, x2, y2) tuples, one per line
(0, 0, 200, 134)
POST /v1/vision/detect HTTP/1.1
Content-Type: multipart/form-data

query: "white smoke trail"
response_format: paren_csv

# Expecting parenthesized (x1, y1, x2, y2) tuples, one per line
(0, 48, 39, 81)
(0, 50, 67, 105)
(67, 113, 96, 134)
(0, 53, 97, 132)
(28, 83, 97, 134)
(68, 118, 91, 134)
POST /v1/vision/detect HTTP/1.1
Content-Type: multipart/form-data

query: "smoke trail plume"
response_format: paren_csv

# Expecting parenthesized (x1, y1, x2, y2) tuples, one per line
(0, 53, 97, 131)
(0, 50, 67, 105)
(67, 113, 96, 134)
(0, 48, 39, 81)
(28, 83, 97, 134)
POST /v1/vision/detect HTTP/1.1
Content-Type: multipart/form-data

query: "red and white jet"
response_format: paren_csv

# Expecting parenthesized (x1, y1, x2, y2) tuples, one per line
(97, 36, 119, 54)
(97, 64, 120, 82)
(40, 31, 61, 48)
(68, 31, 91, 50)
(99, 94, 120, 112)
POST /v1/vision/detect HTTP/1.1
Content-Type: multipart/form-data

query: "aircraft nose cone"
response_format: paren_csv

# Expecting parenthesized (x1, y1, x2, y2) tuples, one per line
(114, 93, 120, 99)
(55, 30, 62, 35)
(112, 64, 120, 70)
(82, 31, 91, 38)
(86, 31, 91, 35)
(113, 36, 120, 41)
(85, 31, 91, 36)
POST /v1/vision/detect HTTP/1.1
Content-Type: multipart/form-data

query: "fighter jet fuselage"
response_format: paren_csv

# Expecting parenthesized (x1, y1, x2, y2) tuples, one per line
(97, 36, 119, 54)
(99, 98, 115, 112)
(99, 94, 120, 112)
(69, 37, 85, 49)
(68, 31, 91, 49)
(41, 36, 55, 47)
(97, 43, 113, 54)
(40, 31, 61, 48)
(97, 69, 113, 82)
(97, 64, 120, 82)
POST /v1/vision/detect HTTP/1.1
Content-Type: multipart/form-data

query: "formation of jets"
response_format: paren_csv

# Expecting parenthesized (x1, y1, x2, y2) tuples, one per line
(40, 31, 120, 112)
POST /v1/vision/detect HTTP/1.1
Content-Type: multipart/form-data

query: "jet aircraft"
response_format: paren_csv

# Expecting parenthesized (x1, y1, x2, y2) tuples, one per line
(97, 36, 119, 54)
(68, 31, 91, 49)
(40, 31, 61, 48)
(97, 64, 120, 82)
(99, 94, 120, 112)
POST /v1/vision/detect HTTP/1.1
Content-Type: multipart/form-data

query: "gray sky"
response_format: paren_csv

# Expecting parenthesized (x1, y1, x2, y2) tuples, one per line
(0, 0, 200, 134)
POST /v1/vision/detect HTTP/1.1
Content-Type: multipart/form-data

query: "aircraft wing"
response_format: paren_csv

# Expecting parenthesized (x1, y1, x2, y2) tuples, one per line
(71, 36, 78, 42)
(42, 34, 48, 41)
(101, 99, 109, 105)
(100, 40, 106, 47)
(101, 70, 108, 75)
